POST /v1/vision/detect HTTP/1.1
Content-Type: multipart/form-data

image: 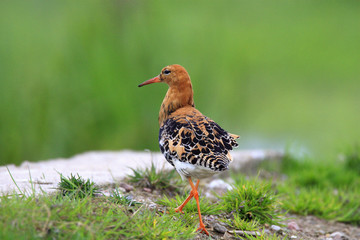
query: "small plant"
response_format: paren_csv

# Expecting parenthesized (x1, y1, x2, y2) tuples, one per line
(110, 188, 142, 206)
(133, 210, 196, 239)
(128, 162, 183, 193)
(58, 173, 99, 199)
(344, 144, 360, 174)
(279, 184, 360, 225)
(223, 215, 260, 231)
(221, 176, 282, 225)
(277, 153, 360, 189)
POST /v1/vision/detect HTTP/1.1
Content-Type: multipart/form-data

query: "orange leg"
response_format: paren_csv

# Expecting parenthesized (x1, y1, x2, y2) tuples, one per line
(188, 178, 210, 235)
(174, 179, 199, 213)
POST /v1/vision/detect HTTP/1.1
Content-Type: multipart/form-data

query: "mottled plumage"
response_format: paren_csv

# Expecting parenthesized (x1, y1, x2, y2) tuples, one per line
(138, 64, 239, 235)
(159, 106, 238, 179)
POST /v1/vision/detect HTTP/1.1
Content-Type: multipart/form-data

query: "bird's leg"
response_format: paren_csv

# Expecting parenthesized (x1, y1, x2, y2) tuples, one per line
(188, 178, 209, 235)
(174, 178, 199, 214)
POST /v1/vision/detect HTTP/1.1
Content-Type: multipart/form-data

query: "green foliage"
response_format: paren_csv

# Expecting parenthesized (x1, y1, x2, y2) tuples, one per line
(223, 215, 260, 231)
(58, 173, 99, 199)
(275, 153, 360, 225)
(1, 2, 360, 165)
(221, 177, 283, 226)
(344, 144, 360, 174)
(110, 188, 142, 206)
(0, 193, 196, 240)
(279, 185, 360, 225)
(128, 162, 183, 193)
(158, 194, 224, 215)
(280, 154, 360, 188)
(133, 210, 196, 239)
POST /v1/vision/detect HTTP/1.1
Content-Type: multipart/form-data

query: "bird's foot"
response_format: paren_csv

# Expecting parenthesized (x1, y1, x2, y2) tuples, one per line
(196, 223, 209, 236)
(174, 207, 184, 214)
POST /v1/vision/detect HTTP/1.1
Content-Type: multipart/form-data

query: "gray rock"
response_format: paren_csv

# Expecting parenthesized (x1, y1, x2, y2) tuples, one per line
(119, 182, 133, 192)
(271, 225, 282, 232)
(0, 150, 283, 195)
(316, 230, 326, 236)
(213, 223, 227, 234)
(208, 179, 233, 191)
(329, 231, 349, 240)
(287, 221, 300, 231)
(143, 187, 152, 193)
(147, 203, 157, 210)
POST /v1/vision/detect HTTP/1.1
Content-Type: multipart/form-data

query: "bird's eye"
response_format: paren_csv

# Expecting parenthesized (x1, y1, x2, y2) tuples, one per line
(163, 69, 171, 75)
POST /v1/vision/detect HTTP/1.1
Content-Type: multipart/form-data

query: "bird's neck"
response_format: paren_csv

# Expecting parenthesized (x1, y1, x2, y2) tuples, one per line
(159, 82, 194, 125)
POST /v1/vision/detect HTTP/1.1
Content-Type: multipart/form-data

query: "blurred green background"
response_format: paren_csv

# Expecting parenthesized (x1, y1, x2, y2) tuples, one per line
(1, 1, 359, 165)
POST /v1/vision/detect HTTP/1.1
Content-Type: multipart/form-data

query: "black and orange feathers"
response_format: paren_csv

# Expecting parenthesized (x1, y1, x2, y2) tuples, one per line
(139, 64, 239, 178)
(159, 106, 239, 173)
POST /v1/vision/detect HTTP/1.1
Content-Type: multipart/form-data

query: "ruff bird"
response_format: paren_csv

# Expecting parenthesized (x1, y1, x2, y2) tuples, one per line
(138, 64, 239, 235)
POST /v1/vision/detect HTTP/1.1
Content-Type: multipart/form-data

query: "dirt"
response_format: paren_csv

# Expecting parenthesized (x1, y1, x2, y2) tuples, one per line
(103, 183, 360, 240)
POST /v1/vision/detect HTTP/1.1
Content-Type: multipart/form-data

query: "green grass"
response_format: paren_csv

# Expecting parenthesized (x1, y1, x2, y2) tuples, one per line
(110, 188, 142, 207)
(264, 153, 360, 225)
(279, 185, 360, 225)
(2, 153, 360, 239)
(1, 1, 360, 165)
(223, 215, 260, 231)
(0, 193, 196, 240)
(221, 177, 283, 226)
(158, 194, 224, 215)
(127, 162, 183, 194)
(344, 144, 360, 174)
(58, 173, 99, 199)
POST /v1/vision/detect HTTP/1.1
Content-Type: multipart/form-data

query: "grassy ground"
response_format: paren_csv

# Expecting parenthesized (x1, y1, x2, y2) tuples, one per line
(1, 150, 359, 239)
(1, 1, 360, 165)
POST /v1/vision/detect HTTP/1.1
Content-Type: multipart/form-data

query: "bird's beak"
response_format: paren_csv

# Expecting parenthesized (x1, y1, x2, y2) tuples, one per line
(138, 75, 161, 87)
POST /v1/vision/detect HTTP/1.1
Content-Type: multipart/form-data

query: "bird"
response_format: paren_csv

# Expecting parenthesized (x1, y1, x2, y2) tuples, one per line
(138, 64, 239, 235)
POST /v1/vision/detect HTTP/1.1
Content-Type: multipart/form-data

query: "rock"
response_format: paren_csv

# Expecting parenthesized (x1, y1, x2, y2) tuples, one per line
(290, 236, 298, 239)
(207, 179, 233, 191)
(329, 231, 349, 240)
(143, 187, 152, 193)
(119, 183, 133, 192)
(1, 150, 283, 195)
(316, 230, 326, 236)
(228, 230, 261, 237)
(147, 203, 157, 210)
(213, 223, 227, 234)
(271, 225, 282, 232)
(287, 221, 300, 231)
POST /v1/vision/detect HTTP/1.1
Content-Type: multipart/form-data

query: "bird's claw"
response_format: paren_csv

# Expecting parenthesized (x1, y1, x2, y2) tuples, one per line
(174, 207, 184, 214)
(196, 225, 210, 235)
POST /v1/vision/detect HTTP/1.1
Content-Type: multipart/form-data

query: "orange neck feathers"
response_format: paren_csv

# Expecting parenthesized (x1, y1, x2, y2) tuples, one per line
(159, 79, 194, 125)
(138, 64, 195, 125)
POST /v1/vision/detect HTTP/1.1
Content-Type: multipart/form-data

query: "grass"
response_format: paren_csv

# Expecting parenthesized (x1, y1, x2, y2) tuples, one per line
(158, 194, 224, 215)
(127, 162, 183, 194)
(0, 168, 196, 240)
(221, 177, 283, 226)
(2, 152, 360, 239)
(110, 188, 142, 207)
(344, 144, 360, 174)
(0, 193, 196, 240)
(58, 173, 99, 199)
(279, 185, 360, 225)
(263, 152, 360, 225)
(223, 215, 260, 231)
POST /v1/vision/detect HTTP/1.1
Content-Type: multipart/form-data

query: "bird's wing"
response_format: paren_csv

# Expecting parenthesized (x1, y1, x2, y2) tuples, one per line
(159, 114, 239, 171)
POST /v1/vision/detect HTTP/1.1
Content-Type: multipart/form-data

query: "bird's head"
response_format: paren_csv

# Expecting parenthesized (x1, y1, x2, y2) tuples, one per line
(138, 64, 191, 88)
